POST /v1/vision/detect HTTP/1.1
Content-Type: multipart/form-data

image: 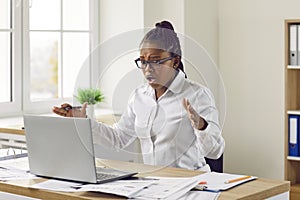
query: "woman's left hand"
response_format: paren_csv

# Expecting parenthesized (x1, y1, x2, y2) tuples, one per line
(182, 98, 208, 130)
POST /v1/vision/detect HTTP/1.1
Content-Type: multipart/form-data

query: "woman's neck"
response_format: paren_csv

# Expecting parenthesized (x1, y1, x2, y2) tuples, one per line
(155, 87, 167, 100)
(154, 70, 178, 100)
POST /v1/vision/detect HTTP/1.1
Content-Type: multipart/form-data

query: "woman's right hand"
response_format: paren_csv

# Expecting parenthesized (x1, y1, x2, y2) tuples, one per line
(52, 102, 88, 118)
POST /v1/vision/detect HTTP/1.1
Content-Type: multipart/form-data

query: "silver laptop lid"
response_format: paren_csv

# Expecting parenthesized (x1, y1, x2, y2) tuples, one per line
(24, 115, 98, 183)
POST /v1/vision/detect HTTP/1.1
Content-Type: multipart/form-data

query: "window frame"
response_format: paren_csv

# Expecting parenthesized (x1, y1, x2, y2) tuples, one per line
(0, 0, 99, 116)
(0, 0, 22, 116)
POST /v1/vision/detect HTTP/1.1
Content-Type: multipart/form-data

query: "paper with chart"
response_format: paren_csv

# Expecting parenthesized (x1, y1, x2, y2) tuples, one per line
(77, 180, 155, 198)
(131, 174, 204, 200)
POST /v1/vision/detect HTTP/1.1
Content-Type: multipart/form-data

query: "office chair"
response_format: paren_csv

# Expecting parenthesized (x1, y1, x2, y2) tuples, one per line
(205, 154, 223, 173)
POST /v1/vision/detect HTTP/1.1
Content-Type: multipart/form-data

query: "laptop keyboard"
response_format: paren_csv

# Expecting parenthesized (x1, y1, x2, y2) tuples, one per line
(96, 173, 120, 181)
(95, 167, 137, 183)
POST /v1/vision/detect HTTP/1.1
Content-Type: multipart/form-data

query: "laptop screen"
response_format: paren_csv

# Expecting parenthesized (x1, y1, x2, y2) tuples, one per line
(24, 115, 98, 183)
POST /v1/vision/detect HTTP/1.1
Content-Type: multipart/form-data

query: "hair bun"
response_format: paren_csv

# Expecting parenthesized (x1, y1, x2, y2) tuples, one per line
(155, 21, 174, 31)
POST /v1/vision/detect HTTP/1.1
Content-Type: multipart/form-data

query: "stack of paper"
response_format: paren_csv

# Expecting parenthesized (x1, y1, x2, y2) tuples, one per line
(194, 172, 256, 192)
(0, 156, 36, 181)
(76, 180, 154, 197)
(29, 172, 255, 199)
(0, 156, 30, 172)
(130, 175, 203, 200)
(30, 175, 206, 199)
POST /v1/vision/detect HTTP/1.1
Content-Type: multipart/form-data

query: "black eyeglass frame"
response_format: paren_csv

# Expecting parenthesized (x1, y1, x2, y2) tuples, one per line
(134, 56, 175, 69)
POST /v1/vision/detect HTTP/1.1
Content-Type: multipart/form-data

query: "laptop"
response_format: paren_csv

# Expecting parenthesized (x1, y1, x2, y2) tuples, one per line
(23, 115, 137, 184)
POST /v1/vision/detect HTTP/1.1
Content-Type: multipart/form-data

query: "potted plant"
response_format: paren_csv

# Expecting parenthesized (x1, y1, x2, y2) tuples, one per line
(75, 88, 104, 118)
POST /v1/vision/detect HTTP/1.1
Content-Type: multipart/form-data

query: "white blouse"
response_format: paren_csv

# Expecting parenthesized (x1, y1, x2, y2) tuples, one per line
(91, 70, 225, 170)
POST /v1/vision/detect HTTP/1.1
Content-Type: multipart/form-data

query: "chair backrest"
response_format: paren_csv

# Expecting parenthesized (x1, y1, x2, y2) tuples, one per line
(205, 154, 223, 173)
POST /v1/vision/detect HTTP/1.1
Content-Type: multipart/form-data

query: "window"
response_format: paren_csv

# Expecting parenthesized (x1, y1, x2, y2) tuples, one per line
(0, 0, 98, 115)
(0, 0, 12, 103)
(0, 0, 21, 115)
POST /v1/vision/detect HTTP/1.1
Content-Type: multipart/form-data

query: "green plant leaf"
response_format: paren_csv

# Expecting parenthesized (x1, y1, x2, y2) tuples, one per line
(75, 88, 104, 105)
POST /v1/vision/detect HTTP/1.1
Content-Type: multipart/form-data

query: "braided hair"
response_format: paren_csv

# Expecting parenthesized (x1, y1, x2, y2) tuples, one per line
(140, 21, 187, 78)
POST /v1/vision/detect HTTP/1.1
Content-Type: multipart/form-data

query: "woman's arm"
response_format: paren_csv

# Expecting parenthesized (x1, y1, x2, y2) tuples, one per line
(91, 97, 138, 150)
(185, 88, 225, 159)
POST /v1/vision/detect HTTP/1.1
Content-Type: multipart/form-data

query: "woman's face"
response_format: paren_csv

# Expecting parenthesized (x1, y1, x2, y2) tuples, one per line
(139, 42, 177, 90)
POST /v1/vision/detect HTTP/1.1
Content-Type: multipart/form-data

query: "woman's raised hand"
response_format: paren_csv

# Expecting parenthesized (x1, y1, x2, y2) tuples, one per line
(182, 98, 208, 130)
(52, 102, 88, 118)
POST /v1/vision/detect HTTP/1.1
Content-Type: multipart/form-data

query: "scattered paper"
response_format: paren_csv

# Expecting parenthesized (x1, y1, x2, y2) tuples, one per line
(132, 175, 203, 200)
(0, 156, 37, 181)
(0, 157, 30, 171)
(180, 190, 220, 200)
(77, 180, 154, 198)
(0, 167, 36, 181)
(30, 180, 82, 192)
(194, 172, 256, 192)
(30, 175, 206, 200)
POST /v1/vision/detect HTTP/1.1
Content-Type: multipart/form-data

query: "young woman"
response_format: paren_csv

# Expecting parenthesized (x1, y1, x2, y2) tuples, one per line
(53, 21, 225, 171)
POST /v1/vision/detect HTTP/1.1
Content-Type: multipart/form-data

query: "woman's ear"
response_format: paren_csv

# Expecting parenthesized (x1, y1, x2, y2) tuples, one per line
(173, 56, 180, 69)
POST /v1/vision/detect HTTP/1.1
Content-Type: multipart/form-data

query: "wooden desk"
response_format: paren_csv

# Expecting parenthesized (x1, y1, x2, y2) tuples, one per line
(0, 119, 290, 199)
(0, 114, 119, 136)
(0, 126, 24, 135)
(0, 159, 290, 200)
(0, 115, 118, 149)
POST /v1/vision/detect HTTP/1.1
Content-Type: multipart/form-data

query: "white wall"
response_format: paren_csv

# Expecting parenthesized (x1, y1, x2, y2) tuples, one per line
(144, 0, 184, 33)
(184, 0, 225, 127)
(184, 0, 219, 66)
(94, 0, 144, 162)
(219, 0, 300, 180)
(98, 0, 144, 113)
(99, 0, 144, 43)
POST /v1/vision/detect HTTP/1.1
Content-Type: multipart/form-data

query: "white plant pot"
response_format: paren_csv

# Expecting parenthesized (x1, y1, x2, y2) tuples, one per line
(86, 105, 95, 119)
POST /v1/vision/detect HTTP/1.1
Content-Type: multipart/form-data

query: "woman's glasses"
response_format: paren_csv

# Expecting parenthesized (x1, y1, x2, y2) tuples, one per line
(135, 56, 174, 69)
